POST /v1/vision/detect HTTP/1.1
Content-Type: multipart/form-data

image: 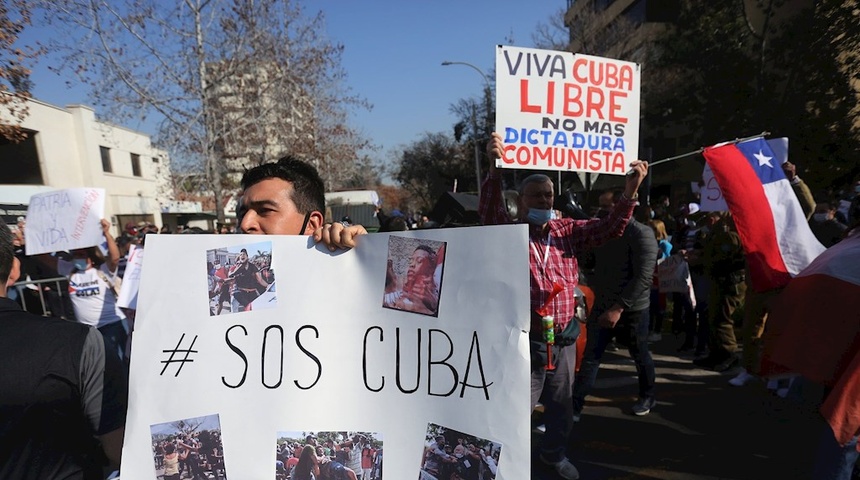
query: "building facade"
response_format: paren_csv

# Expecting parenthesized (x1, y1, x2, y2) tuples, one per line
(0, 97, 178, 234)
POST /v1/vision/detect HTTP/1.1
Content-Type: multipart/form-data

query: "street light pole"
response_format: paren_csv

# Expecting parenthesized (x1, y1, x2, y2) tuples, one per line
(441, 61, 492, 198)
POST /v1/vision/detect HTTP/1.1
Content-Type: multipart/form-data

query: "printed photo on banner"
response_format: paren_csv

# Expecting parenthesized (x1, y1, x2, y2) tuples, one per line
(383, 236, 446, 317)
(206, 241, 275, 316)
(420, 423, 500, 480)
(149, 413, 227, 480)
(275, 430, 383, 480)
(494, 45, 640, 175)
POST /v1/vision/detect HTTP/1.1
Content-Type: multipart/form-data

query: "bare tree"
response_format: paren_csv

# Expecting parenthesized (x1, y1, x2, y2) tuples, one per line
(0, 0, 43, 141)
(42, 0, 371, 222)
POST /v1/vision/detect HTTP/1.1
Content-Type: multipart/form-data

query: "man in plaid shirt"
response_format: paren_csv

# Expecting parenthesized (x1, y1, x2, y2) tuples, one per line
(480, 132, 648, 480)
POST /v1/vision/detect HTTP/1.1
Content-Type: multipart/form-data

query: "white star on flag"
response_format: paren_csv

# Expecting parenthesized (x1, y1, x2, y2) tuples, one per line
(754, 150, 773, 168)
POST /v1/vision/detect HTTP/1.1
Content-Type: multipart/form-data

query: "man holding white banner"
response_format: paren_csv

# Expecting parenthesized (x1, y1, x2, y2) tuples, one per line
(481, 132, 648, 479)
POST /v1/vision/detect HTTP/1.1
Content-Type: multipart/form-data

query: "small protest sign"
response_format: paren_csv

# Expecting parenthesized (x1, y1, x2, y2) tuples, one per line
(117, 244, 144, 310)
(24, 188, 106, 255)
(495, 45, 640, 174)
(700, 164, 728, 212)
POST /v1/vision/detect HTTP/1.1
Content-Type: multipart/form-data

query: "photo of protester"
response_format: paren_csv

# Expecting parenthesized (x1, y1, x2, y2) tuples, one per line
(419, 423, 500, 480)
(150, 414, 227, 480)
(383, 237, 446, 317)
(275, 430, 383, 480)
(206, 241, 275, 315)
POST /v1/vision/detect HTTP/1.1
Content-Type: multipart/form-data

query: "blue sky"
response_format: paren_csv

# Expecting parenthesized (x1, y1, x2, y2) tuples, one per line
(25, 1, 564, 169)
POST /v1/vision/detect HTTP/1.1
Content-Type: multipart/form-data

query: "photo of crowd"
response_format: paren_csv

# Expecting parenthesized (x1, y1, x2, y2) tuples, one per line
(150, 414, 227, 480)
(419, 424, 500, 480)
(275, 430, 383, 480)
(206, 241, 275, 315)
(383, 236, 446, 317)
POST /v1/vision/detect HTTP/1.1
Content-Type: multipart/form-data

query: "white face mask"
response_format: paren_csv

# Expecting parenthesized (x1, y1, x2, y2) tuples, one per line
(813, 213, 829, 222)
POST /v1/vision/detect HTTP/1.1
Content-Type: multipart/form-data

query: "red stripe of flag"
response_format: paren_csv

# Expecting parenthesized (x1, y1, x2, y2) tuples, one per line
(702, 143, 792, 291)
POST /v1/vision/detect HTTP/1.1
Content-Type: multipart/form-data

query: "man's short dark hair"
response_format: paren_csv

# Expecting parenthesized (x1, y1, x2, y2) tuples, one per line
(0, 225, 13, 283)
(240, 155, 326, 215)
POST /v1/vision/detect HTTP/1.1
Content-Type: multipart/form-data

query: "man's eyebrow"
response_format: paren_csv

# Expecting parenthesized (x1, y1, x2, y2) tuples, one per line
(246, 199, 280, 209)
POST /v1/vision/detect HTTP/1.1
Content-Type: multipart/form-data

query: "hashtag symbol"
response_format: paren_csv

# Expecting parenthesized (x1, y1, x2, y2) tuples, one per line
(160, 334, 199, 377)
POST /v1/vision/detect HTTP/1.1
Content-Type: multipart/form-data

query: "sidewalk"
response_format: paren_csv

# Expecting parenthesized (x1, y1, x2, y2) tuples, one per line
(531, 335, 830, 479)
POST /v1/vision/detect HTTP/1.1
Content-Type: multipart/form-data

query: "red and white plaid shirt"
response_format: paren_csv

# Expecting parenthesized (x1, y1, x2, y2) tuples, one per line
(478, 172, 635, 334)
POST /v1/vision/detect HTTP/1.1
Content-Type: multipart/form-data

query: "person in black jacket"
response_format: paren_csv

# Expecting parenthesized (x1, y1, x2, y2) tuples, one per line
(0, 223, 127, 479)
(572, 190, 660, 418)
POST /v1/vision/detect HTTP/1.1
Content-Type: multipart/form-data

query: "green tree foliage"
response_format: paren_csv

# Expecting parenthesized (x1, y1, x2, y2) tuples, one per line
(770, 1, 860, 191)
(645, 0, 860, 192)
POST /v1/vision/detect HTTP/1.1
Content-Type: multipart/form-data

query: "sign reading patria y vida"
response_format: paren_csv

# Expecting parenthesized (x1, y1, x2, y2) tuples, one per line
(495, 45, 641, 175)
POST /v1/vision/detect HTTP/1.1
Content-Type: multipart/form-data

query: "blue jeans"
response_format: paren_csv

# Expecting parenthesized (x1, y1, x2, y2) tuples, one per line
(573, 308, 656, 413)
(812, 420, 859, 480)
(98, 320, 129, 363)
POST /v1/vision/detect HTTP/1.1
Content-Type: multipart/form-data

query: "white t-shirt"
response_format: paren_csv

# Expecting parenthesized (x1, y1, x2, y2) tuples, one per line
(59, 260, 126, 328)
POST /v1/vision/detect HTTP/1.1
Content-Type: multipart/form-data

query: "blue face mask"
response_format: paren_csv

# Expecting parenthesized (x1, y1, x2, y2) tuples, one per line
(73, 258, 89, 271)
(526, 208, 553, 225)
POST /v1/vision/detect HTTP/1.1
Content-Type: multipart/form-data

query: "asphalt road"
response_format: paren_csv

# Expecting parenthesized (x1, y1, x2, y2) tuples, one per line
(530, 334, 833, 480)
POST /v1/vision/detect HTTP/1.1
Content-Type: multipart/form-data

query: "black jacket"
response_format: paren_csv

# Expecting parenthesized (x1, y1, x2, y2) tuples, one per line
(589, 219, 658, 313)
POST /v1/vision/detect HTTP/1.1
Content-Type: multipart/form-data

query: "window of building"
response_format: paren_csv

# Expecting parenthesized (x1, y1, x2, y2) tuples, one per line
(152, 156, 159, 164)
(131, 153, 142, 177)
(0, 129, 43, 184)
(100, 146, 112, 173)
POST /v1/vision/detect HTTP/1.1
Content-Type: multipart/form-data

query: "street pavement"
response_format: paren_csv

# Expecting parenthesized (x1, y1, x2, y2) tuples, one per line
(531, 334, 832, 480)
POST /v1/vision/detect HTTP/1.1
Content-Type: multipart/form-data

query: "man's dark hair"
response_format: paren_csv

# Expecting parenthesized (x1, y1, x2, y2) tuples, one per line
(0, 225, 13, 283)
(240, 155, 325, 215)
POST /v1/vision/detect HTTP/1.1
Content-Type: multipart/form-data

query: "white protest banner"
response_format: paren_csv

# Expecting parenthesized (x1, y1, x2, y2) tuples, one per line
(700, 164, 728, 212)
(121, 226, 531, 480)
(24, 188, 105, 255)
(117, 244, 144, 310)
(495, 45, 640, 174)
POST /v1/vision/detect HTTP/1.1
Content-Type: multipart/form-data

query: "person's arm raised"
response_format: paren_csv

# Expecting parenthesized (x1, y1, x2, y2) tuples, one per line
(101, 219, 120, 272)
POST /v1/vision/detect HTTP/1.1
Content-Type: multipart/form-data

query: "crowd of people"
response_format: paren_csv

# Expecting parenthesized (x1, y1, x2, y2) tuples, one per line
(276, 433, 382, 480)
(420, 434, 498, 480)
(152, 430, 225, 480)
(2, 149, 859, 479)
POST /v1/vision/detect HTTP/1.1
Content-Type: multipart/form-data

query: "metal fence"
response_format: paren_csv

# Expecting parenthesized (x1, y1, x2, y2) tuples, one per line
(11, 276, 75, 320)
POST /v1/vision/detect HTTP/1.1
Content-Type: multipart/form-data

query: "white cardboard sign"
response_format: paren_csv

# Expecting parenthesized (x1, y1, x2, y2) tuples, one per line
(121, 226, 531, 480)
(24, 188, 106, 255)
(495, 45, 640, 175)
(117, 245, 144, 310)
(700, 164, 729, 212)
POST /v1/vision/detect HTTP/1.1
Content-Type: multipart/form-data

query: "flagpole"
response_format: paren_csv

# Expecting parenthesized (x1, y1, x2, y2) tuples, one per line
(647, 131, 771, 168)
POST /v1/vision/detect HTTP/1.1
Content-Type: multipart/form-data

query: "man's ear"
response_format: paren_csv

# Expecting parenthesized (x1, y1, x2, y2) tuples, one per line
(6, 257, 20, 288)
(303, 211, 326, 235)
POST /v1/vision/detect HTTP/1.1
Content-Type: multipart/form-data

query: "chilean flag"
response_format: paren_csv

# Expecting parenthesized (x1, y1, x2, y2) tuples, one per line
(760, 230, 860, 447)
(702, 137, 825, 292)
